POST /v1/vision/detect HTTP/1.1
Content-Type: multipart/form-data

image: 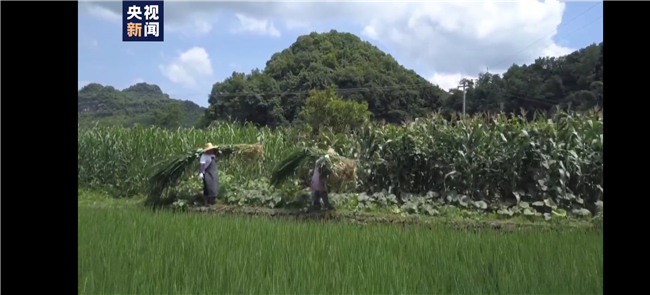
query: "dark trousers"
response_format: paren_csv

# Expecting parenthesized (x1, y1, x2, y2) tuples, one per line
(202, 178, 217, 205)
(312, 190, 331, 208)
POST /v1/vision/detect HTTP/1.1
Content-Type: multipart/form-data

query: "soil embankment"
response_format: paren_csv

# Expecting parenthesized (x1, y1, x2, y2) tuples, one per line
(189, 204, 597, 231)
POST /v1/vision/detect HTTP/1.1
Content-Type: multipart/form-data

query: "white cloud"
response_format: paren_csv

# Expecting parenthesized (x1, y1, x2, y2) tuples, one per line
(168, 19, 216, 37)
(78, 1, 218, 36)
(356, 0, 571, 76)
(540, 43, 574, 59)
(83, 1, 582, 85)
(159, 47, 214, 89)
(361, 25, 378, 39)
(428, 73, 474, 93)
(232, 14, 280, 37)
(428, 73, 465, 91)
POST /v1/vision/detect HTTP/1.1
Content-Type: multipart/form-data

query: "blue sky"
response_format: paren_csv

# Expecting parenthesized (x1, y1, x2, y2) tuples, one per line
(78, 1, 603, 107)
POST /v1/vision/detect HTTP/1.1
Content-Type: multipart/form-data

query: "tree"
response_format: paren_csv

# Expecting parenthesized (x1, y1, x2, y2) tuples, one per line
(206, 30, 444, 126)
(593, 44, 603, 82)
(299, 88, 371, 134)
(152, 103, 184, 129)
(78, 82, 205, 128)
(440, 42, 603, 117)
(207, 70, 284, 127)
(205, 33, 602, 126)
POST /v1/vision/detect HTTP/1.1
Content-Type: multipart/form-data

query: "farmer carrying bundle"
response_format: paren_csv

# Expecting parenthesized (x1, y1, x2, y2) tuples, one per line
(199, 143, 219, 206)
(147, 142, 264, 206)
(270, 147, 357, 212)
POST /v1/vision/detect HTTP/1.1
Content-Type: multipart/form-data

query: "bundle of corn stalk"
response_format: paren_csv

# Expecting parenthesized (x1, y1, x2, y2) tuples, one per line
(146, 144, 263, 205)
(216, 144, 265, 161)
(270, 147, 357, 192)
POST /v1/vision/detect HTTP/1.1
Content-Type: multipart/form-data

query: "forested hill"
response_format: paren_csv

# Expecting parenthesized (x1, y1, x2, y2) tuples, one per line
(207, 30, 447, 126)
(79, 33, 602, 129)
(78, 83, 205, 128)
(206, 30, 602, 127)
(443, 42, 603, 115)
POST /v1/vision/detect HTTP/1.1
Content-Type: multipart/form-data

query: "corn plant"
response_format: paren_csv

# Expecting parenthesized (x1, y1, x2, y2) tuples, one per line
(78, 109, 603, 212)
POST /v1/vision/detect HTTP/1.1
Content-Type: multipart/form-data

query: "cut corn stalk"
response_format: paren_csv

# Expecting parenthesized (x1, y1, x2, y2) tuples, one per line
(270, 147, 357, 192)
(146, 144, 264, 205)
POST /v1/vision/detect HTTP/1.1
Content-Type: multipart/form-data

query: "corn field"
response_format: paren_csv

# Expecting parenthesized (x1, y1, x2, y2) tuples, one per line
(78, 110, 603, 212)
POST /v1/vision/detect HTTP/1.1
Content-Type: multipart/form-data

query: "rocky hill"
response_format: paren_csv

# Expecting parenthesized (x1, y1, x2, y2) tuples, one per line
(78, 82, 205, 128)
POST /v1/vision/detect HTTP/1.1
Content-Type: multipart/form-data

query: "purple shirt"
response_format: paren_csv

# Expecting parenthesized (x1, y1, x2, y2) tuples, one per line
(310, 163, 326, 191)
(199, 154, 214, 174)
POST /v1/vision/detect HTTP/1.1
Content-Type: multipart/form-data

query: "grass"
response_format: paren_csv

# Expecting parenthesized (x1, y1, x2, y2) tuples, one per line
(78, 206, 603, 295)
(77, 111, 603, 294)
(77, 189, 144, 208)
(78, 111, 603, 218)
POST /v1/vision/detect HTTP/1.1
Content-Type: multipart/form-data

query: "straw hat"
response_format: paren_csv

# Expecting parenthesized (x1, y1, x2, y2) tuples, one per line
(202, 143, 218, 153)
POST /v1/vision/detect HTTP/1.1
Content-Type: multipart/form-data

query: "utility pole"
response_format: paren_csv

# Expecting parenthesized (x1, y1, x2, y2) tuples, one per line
(457, 79, 468, 117)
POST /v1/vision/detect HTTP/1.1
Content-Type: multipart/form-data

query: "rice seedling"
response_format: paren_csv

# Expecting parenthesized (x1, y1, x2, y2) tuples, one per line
(78, 206, 604, 295)
(77, 110, 604, 294)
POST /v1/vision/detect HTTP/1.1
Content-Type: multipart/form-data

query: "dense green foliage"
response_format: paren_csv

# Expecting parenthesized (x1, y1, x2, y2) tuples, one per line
(79, 34, 602, 129)
(78, 207, 603, 295)
(78, 28, 604, 295)
(205, 31, 602, 126)
(300, 88, 372, 133)
(78, 109, 603, 218)
(78, 82, 205, 128)
(444, 42, 603, 115)
(206, 30, 445, 126)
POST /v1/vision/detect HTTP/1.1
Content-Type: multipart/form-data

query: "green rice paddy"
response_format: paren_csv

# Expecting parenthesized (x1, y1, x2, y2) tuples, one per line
(78, 207, 603, 294)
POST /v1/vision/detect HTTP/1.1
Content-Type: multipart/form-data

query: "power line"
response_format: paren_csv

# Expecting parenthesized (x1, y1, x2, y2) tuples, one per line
(494, 14, 604, 107)
(489, 2, 602, 71)
(151, 13, 604, 110)
(457, 79, 470, 117)
(555, 14, 603, 41)
(210, 84, 439, 98)
(154, 76, 566, 104)
(470, 13, 604, 108)
(207, 84, 565, 107)
(515, 96, 560, 106)
(78, 81, 567, 112)
(197, 16, 602, 106)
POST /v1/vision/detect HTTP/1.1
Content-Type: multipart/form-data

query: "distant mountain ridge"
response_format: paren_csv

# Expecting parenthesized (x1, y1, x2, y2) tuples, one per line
(78, 82, 205, 128)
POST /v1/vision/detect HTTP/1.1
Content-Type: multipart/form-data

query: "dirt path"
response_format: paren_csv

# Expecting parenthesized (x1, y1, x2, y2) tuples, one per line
(189, 204, 595, 231)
